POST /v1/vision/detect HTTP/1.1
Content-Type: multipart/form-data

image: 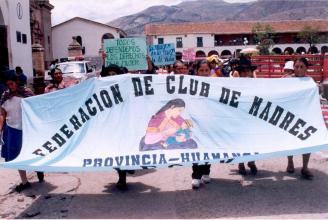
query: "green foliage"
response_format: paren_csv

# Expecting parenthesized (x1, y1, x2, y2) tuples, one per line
(297, 26, 320, 48)
(252, 23, 275, 55)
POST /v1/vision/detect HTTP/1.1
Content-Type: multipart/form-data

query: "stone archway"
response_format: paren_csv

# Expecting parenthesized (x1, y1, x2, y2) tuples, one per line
(309, 46, 319, 54)
(321, 46, 328, 54)
(221, 50, 232, 57)
(196, 50, 206, 58)
(272, 47, 282, 55)
(296, 46, 306, 54)
(208, 50, 219, 57)
(284, 47, 294, 55)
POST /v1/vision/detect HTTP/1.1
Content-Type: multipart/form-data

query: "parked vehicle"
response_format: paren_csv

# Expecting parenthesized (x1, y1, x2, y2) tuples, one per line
(45, 61, 97, 83)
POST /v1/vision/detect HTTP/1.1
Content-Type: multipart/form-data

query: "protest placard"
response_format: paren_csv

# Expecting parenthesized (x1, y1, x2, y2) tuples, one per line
(148, 43, 176, 66)
(105, 38, 148, 71)
(182, 48, 196, 61)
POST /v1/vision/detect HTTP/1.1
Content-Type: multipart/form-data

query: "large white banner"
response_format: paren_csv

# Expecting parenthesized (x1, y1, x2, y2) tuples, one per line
(1, 75, 328, 172)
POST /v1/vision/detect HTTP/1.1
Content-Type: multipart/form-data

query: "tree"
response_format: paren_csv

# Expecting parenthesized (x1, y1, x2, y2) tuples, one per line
(297, 26, 320, 52)
(252, 23, 275, 55)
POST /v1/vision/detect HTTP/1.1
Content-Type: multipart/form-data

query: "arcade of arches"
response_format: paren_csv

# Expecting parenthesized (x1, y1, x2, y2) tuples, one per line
(177, 45, 326, 60)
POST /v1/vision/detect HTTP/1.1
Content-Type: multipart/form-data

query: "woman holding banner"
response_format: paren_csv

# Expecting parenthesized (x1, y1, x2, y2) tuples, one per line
(286, 57, 313, 180)
(191, 60, 212, 189)
(0, 74, 44, 192)
(231, 55, 258, 176)
(100, 64, 135, 191)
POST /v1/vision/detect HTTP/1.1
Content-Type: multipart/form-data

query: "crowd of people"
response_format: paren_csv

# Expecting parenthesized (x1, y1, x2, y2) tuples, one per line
(85, 55, 327, 190)
(0, 53, 326, 192)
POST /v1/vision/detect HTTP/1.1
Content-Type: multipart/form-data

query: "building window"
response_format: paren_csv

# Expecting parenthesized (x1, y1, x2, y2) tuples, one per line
(197, 37, 203, 47)
(48, 36, 50, 44)
(158, 38, 164, 44)
(22, 34, 27, 44)
(76, 36, 82, 46)
(176, 37, 183, 48)
(16, 31, 21, 43)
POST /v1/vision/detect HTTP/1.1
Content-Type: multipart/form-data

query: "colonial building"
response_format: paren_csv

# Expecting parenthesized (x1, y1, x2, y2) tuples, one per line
(0, 0, 33, 79)
(30, 0, 54, 68)
(145, 20, 328, 58)
(0, 0, 54, 81)
(52, 17, 127, 60)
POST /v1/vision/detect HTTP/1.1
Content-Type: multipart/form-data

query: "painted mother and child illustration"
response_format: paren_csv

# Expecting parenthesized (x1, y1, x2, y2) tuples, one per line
(139, 99, 198, 151)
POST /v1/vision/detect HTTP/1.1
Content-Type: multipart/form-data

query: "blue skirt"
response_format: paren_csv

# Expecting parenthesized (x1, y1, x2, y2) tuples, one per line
(1, 124, 22, 162)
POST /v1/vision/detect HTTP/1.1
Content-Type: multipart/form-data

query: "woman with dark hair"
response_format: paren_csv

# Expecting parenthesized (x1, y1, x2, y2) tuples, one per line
(140, 98, 197, 151)
(228, 58, 240, 77)
(15, 66, 27, 86)
(173, 61, 189, 75)
(44, 68, 75, 93)
(196, 60, 211, 77)
(155, 98, 186, 116)
(100, 64, 124, 77)
(232, 55, 258, 176)
(100, 65, 134, 191)
(191, 60, 212, 189)
(286, 57, 313, 179)
(0, 75, 44, 192)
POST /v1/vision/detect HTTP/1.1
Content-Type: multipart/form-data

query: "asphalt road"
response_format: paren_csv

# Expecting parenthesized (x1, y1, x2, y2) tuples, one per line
(0, 152, 328, 219)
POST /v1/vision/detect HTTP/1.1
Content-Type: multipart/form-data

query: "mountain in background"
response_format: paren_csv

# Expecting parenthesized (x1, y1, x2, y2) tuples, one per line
(107, 0, 328, 35)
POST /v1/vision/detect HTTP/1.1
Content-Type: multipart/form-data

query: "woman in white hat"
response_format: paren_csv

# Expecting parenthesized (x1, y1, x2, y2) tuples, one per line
(283, 60, 294, 76)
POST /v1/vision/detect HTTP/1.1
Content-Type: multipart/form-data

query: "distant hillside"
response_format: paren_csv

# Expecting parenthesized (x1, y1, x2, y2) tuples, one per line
(233, 0, 328, 21)
(107, 0, 328, 35)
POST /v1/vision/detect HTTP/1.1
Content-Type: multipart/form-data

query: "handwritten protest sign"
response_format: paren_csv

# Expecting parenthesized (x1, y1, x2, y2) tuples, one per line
(148, 43, 176, 66)
(182, 48, 195, 61)
(105, 38, 147, 71)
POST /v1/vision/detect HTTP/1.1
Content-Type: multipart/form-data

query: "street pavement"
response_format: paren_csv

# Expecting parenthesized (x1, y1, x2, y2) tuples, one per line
(0, 152, 328, 219)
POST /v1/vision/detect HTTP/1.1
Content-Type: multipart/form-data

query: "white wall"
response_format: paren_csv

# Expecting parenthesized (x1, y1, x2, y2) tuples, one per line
(154, 34, 214, 52)
(52, 19, 121, 59)
(149, 34, 326, 56)
(1, 0, 33, 80)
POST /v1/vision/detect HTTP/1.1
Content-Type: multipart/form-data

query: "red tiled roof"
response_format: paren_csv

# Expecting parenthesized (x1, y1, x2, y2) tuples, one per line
(145, 20, 328, 36)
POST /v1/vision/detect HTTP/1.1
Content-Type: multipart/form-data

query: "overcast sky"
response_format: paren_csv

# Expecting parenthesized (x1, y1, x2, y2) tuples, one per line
(50, 0, 256, 26)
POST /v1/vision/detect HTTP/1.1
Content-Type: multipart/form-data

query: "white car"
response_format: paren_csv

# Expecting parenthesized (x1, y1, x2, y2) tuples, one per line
(45, 61, 97, 83)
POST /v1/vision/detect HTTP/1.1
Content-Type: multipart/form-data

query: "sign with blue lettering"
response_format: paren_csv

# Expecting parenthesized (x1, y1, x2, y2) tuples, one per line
(105, 38, 148, 71)
(148, 43, 176, 66)
(1, 75, 328, 172)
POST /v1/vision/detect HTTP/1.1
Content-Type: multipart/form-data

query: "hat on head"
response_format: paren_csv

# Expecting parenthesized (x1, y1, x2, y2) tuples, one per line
(283, 61, 294, 70)
(235, 55, 257, 72)
(4, 69, 16, 80)
(207, 55, 219, 64)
